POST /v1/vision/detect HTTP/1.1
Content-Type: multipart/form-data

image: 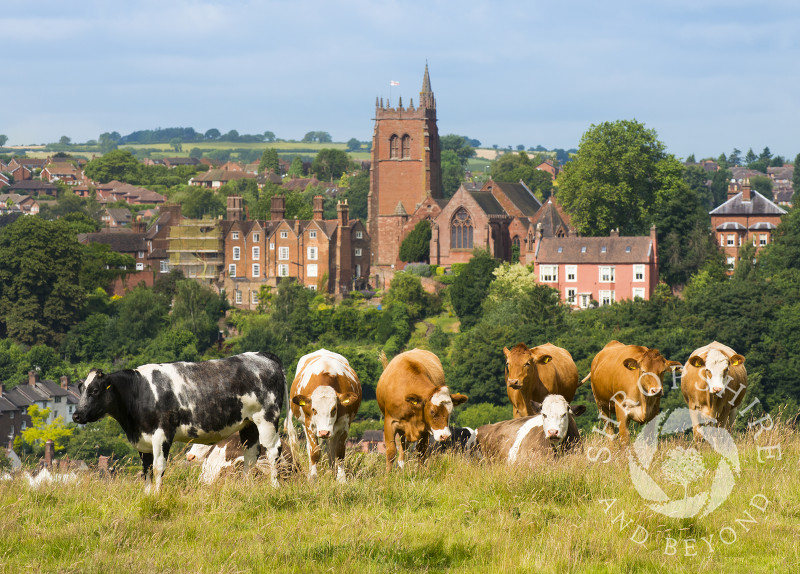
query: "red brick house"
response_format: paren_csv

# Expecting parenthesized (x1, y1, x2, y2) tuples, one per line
(78, 227, 155, 294)
(536, 159, 560, 180)
(189, 169, 256, 188)
(533, 226, 659, 309)
(0, 193, 39, 214)
(710, 179, 787, 270)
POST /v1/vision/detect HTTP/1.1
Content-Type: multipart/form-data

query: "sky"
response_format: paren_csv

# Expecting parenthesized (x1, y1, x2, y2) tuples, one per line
(3, 0, 799, 160)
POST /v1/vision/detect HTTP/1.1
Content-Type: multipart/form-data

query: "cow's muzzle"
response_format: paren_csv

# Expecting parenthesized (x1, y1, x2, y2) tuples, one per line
(507, 379, 523, 390)
(72, 413, 85, 424)
(317, 430, 330, 438)
(547, 429, 560, 440)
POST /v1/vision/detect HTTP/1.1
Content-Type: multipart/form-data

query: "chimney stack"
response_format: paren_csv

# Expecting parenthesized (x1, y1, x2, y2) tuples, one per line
(270, 195, 286, 221)
(313, 195, 324, 220)
(742, 178, 752, 202)
(44, 440, 55, 468)
(610, 228, 620, 238)
(28, 371, 39, 387)
(535, 222, 543, 243)
(227, 195, 244, 221)
(337, 199, 349, 227)
(60, 376, 70, 390)
(727, 179, 738, 201)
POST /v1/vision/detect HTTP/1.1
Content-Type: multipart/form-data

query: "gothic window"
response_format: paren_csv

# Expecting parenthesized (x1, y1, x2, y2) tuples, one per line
(401, 135, 411, 159)
(556, 227, 566, 238)
(450, 208, 474, 249)
(390, 135, 400, 159)
(512, 236, 521, 248)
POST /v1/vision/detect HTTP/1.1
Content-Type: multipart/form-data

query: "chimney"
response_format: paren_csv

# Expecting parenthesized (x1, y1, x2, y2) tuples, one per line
(271, 195, 286, 220)
(44, 440, 55, 468)
(98, 455, 109, 473)
(0, 383, 4, 397)
(227, 195, 244, 221)
(132, 220, 146, 233)
(727, 179, 738, 201)
(742, 178, 752, 202)
(60, 376, 70, 389)
(313, 195, 324, 220)
(337, 199, 349, 227)
(535, 222, 543, 243)
(610, 228, 620, 238)
(28, 370, 39, 387)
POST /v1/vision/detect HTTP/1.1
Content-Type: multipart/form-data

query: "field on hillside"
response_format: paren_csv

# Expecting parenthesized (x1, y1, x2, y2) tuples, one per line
(2, 424, 797, 573)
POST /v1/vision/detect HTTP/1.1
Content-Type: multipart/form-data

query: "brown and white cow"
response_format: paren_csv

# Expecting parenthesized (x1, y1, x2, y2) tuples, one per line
(504, 342, 581, 418)
(477, 394, 585, 464)
(589, 340, 682, 445)
(681, 341, 747, 439)
(376, 349, 468, 473)
(287, 349, 361, 483)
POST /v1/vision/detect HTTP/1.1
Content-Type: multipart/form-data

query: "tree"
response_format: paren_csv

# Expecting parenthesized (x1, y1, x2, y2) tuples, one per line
(312, 148, 350, 181)
(383, 272, 430, 321)
(450, 249, 500, 329)
(794, 153, 800, 192)
(750, 175, 773, 200)
(344, 170, 369, 221)
(169, 137, 183, 152)
(0, 135, 7, 147)
(0, 217, 85, 346)
(223, 129, 240, 142)
(288, 156, 305, 177)
(440, 134, 476, 167)
(441, 149, 464, 198)
(685, 153, 696, 163)
(263, 131, 276, 142)
(98, 132, 119, 154)
(728, 148, 742, 166)
(83, 150, 141, 184)
(59, 136, 71, 145)
(557, 119, 681, 236)
(108, 286, 169, 357)
(745, 148, 757, 165)
(490, 151, 553, 200)
(79, 242, 136, 292)
(204, 128, 221, 140)
(759, 147, 773, 163)
(66, 417, 137, 460)
(399, 220, 432, 263)
(710, 167, 733, 207)
(15, 405, 73, 456)
(171, 279, 229, 350)
(189, 147, 203, 159)
(259, 148, 280, 174)
(182, 188, 225, 219)
(346, 138, 361, 152)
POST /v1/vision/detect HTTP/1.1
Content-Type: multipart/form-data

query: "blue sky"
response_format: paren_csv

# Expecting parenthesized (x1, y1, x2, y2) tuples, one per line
(4, 1, 799, 160)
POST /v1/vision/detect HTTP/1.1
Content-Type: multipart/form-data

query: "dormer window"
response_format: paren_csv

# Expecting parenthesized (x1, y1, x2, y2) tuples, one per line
(232, 232, 239, 240)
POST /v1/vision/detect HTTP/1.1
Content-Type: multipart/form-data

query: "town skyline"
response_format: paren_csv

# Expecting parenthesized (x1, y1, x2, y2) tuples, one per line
(4, 1, 799, 159)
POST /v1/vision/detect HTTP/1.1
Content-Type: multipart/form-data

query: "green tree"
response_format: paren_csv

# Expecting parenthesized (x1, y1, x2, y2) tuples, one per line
(263, 131, 276, 142)
(399, 219, 432, 263)
(557, 119, 682, 236)
(728, 148, 742, 166)
(750, 175, 773, 200)
(182, 188, 225, 219)
(710, 167, 733, 207)
(0, 135, 7, 147)
(170, 279, 229, 350)
(15, 405, 73, 456)
(440, 134, 476, 166)
(65, 417, 137, 461)
(288, 156, 305, 177)
(83, 150, 141, 184)
(259, 148, 280, 174)
(456, 403, 513, 427)
(343, 170, 369, 221)
(204, 128, 221, 140)
(108, 286, 169, 357)
(0, 217, 85, 346)
(61, 313, 112, 363)
(383, 272, 431, 321)
(346, 138, 361, 152)
(59, 136, 71, 145)
(189, 147, 203, 159)
(490, 151, 554, 200)
(98, 132, 119, 154)
(793, 153, 800, 193)
(79, 242, 136, 292)
(169, 137, 183, 152)
(685, 153, 696, 163)
(312, 148, 350, 181)
(450, 249, 500, 329)
(441, 150, 464, 198)
(745, 148, 757, 165)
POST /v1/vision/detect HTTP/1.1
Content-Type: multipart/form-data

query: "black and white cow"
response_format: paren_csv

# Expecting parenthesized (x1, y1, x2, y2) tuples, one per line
(428, 426, 477, 455)
(73, 352, 286, 492)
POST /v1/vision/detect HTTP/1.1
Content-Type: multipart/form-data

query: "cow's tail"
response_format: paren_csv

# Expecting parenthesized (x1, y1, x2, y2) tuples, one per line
(580, 373, 591, 386)
(379, 351, 389, 370)
(283, 374, 298, 451)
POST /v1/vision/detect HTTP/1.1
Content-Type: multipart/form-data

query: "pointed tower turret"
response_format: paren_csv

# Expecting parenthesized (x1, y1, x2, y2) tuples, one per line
(420, 63, 435, 109)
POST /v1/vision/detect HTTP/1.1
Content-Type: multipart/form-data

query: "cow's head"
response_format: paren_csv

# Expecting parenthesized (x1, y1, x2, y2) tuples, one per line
(622, 348, 681, 398)
(534, 395, 586, 446)
(405, 386, 468, 442)
(504, 343, 551, 390)
(689, 349, 744, 395)
(73, 369, 113, 425)
(293, 386, 358, 439)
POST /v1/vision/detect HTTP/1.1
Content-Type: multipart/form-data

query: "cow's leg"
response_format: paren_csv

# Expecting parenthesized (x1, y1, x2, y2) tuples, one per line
(303, 423, 322, 482)
(417, 432, 430, 466)
(383, 420, 397, 474)
(253, 411, 281, 488)
(396, 434, 408, 469)
(726, 407, 738, 431)
(329, 418, 350, 483)
(613, 403, 630, 446)
(150, 428, 171, 493)
(688, 408, 703, 441)
(240, 423, 261, 470)
(140, 452, 154, 492)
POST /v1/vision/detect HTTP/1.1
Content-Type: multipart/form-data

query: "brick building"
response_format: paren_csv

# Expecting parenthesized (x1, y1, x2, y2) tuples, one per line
(368, 64, 441, 268)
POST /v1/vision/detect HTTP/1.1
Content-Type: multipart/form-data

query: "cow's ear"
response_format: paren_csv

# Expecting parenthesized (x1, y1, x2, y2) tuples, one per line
(450, 393, 468, 406)
(292, 394, 310, 407)
(689, 356, 705, 368)
(570, 404, 587, 417)
(503, 347, 511, 358)
(537, 354, 552, 365)
(730, 354, 745, 366)
(623, 358, 639, 371)
(405, 394, 423, 407)
(338, 392, 358, 407)
(666, 360, 683, 371)
(529, 400, 542, 414)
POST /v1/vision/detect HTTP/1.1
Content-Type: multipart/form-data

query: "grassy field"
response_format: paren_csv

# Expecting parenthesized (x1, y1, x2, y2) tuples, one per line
(1, 423, 797, 573)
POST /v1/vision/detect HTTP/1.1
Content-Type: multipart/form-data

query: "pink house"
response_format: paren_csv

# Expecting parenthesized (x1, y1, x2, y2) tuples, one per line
(534, 226, 659, 309)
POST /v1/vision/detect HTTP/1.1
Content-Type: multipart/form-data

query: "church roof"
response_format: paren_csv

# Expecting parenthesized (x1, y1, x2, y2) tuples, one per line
(488, 180, 542, 217)
(530, 197, 569, 237)
(468, 191, 506, 216)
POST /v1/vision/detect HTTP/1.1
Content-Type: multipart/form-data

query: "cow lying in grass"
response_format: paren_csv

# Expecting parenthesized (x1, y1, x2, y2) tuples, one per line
(185, 433, 298, 484)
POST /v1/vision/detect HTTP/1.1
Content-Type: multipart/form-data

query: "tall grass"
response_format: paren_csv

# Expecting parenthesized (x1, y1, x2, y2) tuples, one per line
(1, 424, 797, 573)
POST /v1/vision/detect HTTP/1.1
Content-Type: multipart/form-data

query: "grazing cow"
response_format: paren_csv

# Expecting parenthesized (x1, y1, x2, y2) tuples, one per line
(477, 395, 585, 464)
(73, 352, 286, 492)
(681, 342, 747, 439)
(428, 426, 477, 455)
(589, 341, 682, 445)
(504, 342, 581, 418)
(287, 349, 361, 483)
(376, 349, 468, 472)
(186, 433, 298, 484)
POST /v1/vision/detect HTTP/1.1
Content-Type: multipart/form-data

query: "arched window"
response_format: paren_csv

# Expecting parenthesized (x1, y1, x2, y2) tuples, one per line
(512, 236, 521, 248)
(450, 208, 473, 249)
(556, 227, 566, 238)
(390, 135, 399, 159)
(401, 135, 411, 159)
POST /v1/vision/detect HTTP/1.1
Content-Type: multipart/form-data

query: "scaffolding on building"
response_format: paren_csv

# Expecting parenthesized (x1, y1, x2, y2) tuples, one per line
(166, 218, 224, 280)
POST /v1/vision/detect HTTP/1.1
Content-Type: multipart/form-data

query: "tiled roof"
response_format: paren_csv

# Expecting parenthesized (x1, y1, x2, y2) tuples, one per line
(530, 196, 570, 237)
(79, 230, 147, 253)
(490, 181, 541, 216)
(716, 222, 747, 231)
(536, 234, 654, 263)
(7, 180, 57, 192)
(709, 191, 787, 216)
(193, 169, 255, 183)
(0, 397, 18, 412)
(468, 191, 507, 216)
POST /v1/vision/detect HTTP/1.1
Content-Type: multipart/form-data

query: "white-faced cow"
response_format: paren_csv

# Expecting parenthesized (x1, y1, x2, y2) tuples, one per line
(477, 394, 585, 464)
(504, 342, 581, 418)
(428, 426, 477, 455)
(376, 348, 468, 473)
(73, 352, 286, 492)
(681, 341, 747, 439)
(589, 341, 682, 445)
(286, 349, 361, 483)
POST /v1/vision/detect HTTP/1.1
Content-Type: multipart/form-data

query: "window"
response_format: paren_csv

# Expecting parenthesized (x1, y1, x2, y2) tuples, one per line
(310, 231, 317, 239)
(252, 263, 260, 278)
(513, 236, 521, 249)
(599, 266, 615, 282)
(252, 233, 260, 242)
(9, 412, 14, 419)
(136, 262, 144, 271)
(625, 246, 631, 253)
(633, 264, 645, 282)
(160, 260, 169, 273)
(137, 251, 145, 259)
(540, 265, 558, 283)
(566, 265, 577, 282)
(599, 290, 615, 306)
(759, 234, 768, 246)
(355, 263, 361, 278)
(69, 405, 74, 414)
(279, 246, 289, 260)
(566, 288, 577, 305)
(309, 284, 317, 291)
(280, 231, 288, 239)
(307, 246, 318, 260)
(251, 291, 259, 305)
(632, 287, 646, 299)
(278, 264, 289, 277)
(252, 246, 260, 259)
(401, 135, 411, 159)
(390, 135, 400, 159)
(355, 231, 363, 239)
(727, 256, 736, 269)
(228, 264, 236, 277)
(581, 246, 587, 253)
(557, 246, 562, 253)
(54, 396, 62, 403)
(233, 247, 240, 260)
(235, 291, 242, 304)
(720, 234, 725, 247)
(579, 294, 591, 309)
(269, 242, 275, 250)
(307, 264, 318, 277)
(727, 234, 735, 246)
(450, 208, 473, 249)
(232, 232, 239, 240)
(355, 248, 362, 257)
(601, 246, 607, 253)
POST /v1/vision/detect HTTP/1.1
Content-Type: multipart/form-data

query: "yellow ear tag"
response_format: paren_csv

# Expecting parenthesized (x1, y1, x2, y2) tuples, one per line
(342, 399, 350, 405)
(106, 385, 111, 390)
(731, 358, 741, 366)
(542, 357, 551, 364)
(628, 364, 637, 370)
(298, 399, 306, 406)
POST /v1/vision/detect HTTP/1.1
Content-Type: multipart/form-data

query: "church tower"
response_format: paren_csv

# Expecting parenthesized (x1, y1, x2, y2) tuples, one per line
(367, 64, 442, 267)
